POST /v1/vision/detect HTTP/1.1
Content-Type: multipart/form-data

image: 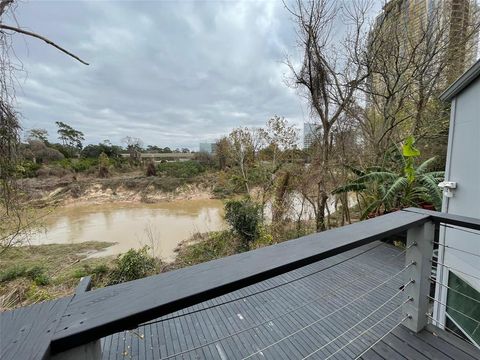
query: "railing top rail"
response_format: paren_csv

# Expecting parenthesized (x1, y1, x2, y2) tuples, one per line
(403, 208, 480, 231)
(6, 208, 480, 359)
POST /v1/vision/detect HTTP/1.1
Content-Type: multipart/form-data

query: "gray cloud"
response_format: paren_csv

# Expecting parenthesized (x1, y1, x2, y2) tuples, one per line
(12, 0, 309, 149)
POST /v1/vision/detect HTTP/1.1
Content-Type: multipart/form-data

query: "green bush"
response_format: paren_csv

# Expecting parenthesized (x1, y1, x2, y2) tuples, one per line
(108, 247, 157, 285)
(17, 161, 42, 178)
(92, 264, 109, 275)
(224, 199, 262, 249)
(26, 266, 50, 286)
(57, 158, 98, 172)
(0, 265, 27, 282)
(0, 265, 50, 285)
(174, 231, 239, 267)
(72, 267, 89, 279)
(157, 161, 204, 178)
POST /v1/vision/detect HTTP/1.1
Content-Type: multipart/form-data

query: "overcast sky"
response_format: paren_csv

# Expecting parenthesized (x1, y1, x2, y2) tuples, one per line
(10, 0, 374, 150)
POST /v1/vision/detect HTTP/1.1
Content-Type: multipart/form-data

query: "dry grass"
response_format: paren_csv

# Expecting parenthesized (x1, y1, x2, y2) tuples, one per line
(0, 242, 115, 310)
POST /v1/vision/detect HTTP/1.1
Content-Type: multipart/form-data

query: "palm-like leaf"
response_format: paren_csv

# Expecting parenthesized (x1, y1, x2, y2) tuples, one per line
(353, 171, 398, 184)
(382, 176, 408, 208)
(418, 174, 443, 210)
(332, 183, 367, 195)
(415, 157, 437, 175)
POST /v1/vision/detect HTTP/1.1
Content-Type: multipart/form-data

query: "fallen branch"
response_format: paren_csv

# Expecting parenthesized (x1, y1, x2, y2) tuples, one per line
(0, 24, 89, 65)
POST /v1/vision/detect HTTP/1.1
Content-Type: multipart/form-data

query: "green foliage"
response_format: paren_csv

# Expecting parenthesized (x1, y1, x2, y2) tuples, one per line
(0, 265, 27, 282)
(17, 161, 41, 178)
(55, 121, 85, 153)
(156, 160, 205, 178)
(0, 264, 50, 285)
(92, 264, 109, 275)
(25, 284, 53, 302)
(108, 246, 157, 285)
(334, 146, 444, 218)
(174, 231, 239, 267)
(250, 226, 274, 249)
(81, 143, 122, 158)
(402, 136, 421, 183)
(224, 199, 262, 248)
(72, 267, 89, 279)
(57, 158, 98, 172)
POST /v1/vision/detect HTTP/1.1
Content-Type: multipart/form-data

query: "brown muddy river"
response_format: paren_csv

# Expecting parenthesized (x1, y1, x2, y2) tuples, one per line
(30, 199, 226, 261)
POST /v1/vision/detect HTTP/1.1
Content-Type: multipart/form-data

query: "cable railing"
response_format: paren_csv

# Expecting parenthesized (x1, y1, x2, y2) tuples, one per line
(151, 256, 413, 360)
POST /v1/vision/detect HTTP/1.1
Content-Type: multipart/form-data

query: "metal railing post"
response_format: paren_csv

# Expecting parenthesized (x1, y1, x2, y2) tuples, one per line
(403, 221, 435, 332)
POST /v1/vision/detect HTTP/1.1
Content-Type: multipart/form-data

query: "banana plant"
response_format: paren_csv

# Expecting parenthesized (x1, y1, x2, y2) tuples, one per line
(333, 139, 444, 219)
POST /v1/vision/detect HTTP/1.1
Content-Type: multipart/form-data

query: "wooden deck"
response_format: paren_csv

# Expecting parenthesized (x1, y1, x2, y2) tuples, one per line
(3, 209, 480, 359)
(100, 242, 480, 359)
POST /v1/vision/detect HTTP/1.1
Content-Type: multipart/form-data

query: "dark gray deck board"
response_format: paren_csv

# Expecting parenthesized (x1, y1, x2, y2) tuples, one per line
(0, 296, 72, 360)
(99, 242, 480, 360)
(414, 329, 478, 360)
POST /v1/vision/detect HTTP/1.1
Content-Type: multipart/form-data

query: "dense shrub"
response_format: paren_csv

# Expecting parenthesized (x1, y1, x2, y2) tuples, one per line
(157, 160, 204, 178)
(108, 247, 157, 285)
(17, 161, 42, 178)
(0, 265, 27, 282)
(0, 264, 50, 285)
(57, 158, 98, 172)
(224, 199, 262, 249)
(81, 143, 122, 158)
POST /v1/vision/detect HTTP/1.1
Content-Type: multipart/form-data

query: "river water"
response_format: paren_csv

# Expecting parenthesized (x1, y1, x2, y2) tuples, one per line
(30, 199, 226, 261)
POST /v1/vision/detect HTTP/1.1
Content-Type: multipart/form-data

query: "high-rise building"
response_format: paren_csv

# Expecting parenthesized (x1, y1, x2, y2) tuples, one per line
(370, 0, 479, 86)
(199, 142, 217, 155)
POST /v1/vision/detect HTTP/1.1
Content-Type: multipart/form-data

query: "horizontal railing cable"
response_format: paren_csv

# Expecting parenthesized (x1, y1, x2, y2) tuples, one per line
(427, 296, 480, 326)
(440, 223, 480, 237)
(155, 263, 414, 360)
(240, 263, 414, 360)
(430, 278, 480, 305)
(430, 259, 480, 282)
(142, 243, 385, 326)
(317, 299, 412, 360)
(353, 316, 409, 360)
(300, 286, 412, 360)
(154, 273, 366, 360)
(433, 241, 480, 258)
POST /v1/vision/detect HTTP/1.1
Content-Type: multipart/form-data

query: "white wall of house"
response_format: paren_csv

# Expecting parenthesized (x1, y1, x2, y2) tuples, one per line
(434, 67, 480, 344)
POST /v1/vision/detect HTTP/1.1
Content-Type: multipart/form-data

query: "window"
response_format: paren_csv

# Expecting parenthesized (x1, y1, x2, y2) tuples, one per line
(446, 271, 480, 346)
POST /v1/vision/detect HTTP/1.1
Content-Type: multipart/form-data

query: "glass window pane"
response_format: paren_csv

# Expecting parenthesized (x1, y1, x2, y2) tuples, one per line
(446, 271, 480, 345)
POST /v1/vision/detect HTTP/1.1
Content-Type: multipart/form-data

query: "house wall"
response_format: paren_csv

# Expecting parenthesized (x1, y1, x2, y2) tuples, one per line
(434, 74, 480, 338)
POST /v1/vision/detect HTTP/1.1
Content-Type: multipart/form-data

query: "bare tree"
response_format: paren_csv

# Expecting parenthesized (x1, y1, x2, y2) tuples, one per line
(357, 1, 480, 160)
(122, 136, 143, 163)
(284, 0, 374, 230)
(228, 127, 257, 194)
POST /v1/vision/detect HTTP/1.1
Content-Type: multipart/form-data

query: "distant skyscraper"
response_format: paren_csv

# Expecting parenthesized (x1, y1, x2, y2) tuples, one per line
(303, 123, 320, 149)
(369, 0, 479, 86)
(199, 142, 217, 154)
